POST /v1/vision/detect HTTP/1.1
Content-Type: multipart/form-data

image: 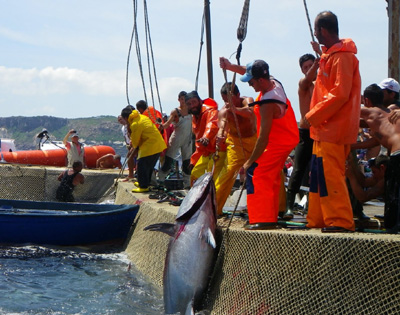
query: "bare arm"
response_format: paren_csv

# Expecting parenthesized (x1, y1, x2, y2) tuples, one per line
(219, 57, 246, 75)
(63, 130, 75, 146)
(162, 109, 177, 129)
(299, 58, 319, 91)
(351, 137, 380, 150)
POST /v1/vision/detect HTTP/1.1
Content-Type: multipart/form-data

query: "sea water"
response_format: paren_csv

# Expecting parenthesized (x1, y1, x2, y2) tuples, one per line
(0, 246, 163, 314)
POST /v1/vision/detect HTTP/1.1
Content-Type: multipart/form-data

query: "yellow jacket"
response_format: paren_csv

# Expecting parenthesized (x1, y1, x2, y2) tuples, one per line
(128, 110, 167, 159)
(306, 38, 361, 144)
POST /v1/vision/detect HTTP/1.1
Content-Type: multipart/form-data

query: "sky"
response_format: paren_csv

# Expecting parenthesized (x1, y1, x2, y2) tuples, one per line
(0, 0, 390, 120)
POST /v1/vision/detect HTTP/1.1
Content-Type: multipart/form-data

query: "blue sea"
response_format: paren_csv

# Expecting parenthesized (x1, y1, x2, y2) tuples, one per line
(0, 246, 163, 314)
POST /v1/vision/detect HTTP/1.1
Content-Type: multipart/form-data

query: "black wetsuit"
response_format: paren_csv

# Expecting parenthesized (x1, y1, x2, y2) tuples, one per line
(384, 153, 400, 233)
(56, 170, 78, 202)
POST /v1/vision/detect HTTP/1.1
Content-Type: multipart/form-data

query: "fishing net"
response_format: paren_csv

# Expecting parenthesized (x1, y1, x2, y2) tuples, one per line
(0, 164, 118, 202)
(118, 184, 400, 315)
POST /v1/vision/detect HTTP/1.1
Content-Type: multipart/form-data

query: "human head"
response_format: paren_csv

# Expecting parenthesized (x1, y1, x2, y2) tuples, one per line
(136, 100, 148, 114)
(240, 60, 270, 83)
(113, 155, 122, 167)
(299, 54, 316, 75)
(314, 11, 339, 47)
(220, 82, 241, 106)
(241, 60, 270, 93)
(121, 106, 133, 119)
(72, 160, 83, 172)
(378, 78, 400, 107)
(71, 133, 79, 143)
(178, 91, 187, 106)
(363, 84, 384, 107)
(368, 155, 389, 178)
(117, 115, 126, 125)
(185, 90, 202, 116)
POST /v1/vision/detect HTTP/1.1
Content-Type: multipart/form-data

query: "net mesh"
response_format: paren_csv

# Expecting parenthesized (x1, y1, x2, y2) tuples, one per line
(0, 164, 118, 202)
(117, 184, 400, 315)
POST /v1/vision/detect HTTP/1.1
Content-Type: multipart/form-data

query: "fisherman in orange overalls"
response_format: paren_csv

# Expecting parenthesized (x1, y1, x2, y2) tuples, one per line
(220, 58, 299, 230)
(304, 11, 361, 233)
(186, 90, 226, 186)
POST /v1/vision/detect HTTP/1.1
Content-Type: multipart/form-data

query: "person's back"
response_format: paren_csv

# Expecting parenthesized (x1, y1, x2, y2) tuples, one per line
(361, 84, 400, 154)
(56, 161, 84, 202)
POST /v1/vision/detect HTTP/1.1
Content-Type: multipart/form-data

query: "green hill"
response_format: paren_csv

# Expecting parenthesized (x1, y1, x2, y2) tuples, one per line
(0, 115, 128, 157)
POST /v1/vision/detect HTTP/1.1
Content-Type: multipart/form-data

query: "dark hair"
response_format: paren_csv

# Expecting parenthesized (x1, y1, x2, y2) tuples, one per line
(221, 82, 239, 96)
(384, 89, 400, 101)
(121, 107, 133, 119)
(126, 104, 135, 111)
(364, 84, 384, 106)
(369, 155, 389, 168)
(315, 11, 339, 35)
(136, 100, 148, 111)
(72, 161, 83, 169)
(178, 91, 187, 98)
(185, 90, 201, 102)
(299, 54, 316, 68)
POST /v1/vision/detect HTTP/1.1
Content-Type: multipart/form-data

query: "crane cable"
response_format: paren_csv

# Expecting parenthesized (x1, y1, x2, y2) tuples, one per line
(126, 0, 162, 124)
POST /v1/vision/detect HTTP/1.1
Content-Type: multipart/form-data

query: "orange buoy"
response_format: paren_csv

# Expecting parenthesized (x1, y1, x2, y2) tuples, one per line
(2, 145, 115, 168)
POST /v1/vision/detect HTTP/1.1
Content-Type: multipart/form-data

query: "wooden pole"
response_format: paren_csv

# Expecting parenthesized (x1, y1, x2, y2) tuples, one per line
(388, 0, 400, 80)
(204, 0, 214, 99)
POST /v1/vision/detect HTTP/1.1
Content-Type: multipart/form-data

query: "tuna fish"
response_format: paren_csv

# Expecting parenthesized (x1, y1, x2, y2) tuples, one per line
(144, 172, 217, 315)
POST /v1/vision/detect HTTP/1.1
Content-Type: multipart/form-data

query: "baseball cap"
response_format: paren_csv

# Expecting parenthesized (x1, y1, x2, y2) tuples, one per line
(71, 133, 79, 138)
(240, 60, 269, 82)
(378, 78, 400, 93)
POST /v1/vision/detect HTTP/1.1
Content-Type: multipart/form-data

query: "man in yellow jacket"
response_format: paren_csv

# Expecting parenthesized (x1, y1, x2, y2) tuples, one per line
(304, 11, 361, 232)
(121, 106, 167, 193)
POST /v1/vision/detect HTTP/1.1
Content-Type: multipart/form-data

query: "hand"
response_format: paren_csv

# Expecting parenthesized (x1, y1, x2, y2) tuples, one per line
(216, 135, 226, 147)
(311, 41, 322, 56)
(219, 57, 231, 70)
(196, 137, 209, 147)
(389, 109, 400, 124)
(243, 161, 251, 174)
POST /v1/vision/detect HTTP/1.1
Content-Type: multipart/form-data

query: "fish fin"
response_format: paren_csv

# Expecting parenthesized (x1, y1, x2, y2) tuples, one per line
(206, 228, 216, 249)
(185, 300, 195, 315)
(143, 223, 175, 237)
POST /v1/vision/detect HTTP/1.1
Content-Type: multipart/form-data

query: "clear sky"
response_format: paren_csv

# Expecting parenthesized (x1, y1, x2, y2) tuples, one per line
(0, 0, 390, 120)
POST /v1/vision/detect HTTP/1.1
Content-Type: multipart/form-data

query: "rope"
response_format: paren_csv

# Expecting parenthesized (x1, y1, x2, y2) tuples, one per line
(195, 12, 205, 92)
(127, 0, 163, 121)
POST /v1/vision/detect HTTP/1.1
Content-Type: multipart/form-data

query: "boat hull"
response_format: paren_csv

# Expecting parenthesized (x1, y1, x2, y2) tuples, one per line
(0, 199, 138, 248)
(2, 145, 115, 168)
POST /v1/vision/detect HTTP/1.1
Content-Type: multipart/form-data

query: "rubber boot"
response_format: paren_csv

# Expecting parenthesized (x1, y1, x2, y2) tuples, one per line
(282, 189, 295, 220)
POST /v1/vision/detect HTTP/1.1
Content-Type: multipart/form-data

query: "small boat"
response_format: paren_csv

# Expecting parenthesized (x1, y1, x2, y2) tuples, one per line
(0, 199, 139, 250)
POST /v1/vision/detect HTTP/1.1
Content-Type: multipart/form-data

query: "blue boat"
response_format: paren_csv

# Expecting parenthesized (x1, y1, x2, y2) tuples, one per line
(0, 199, 139, 250)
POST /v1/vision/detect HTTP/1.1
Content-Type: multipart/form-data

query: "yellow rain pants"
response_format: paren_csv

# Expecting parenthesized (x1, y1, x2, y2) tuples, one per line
(190, 151, 227, 187)
(215, 134, 256, 215)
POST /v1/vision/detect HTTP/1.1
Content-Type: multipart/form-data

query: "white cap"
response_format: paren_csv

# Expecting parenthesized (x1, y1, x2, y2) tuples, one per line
(378, 78, 400, 93)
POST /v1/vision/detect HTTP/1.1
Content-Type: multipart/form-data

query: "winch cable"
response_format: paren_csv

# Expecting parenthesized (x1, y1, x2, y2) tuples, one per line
(143, 0, 164, 116)
(194, 12, 206, 92)
(126, 0, 161, 125)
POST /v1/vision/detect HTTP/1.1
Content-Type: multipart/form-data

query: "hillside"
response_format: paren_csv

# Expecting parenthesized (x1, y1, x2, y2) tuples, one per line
(0, 116, 128, 157)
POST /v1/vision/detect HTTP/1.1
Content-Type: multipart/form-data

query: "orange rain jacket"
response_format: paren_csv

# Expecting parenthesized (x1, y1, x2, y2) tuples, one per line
(142, 106, 168, 146)
(190, 98, 220, 166)
(305, 38, 361, 145)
